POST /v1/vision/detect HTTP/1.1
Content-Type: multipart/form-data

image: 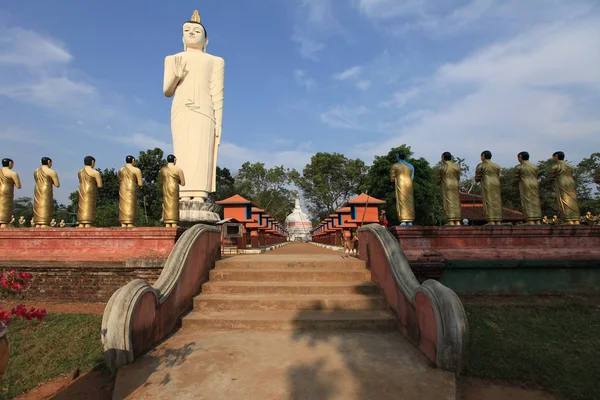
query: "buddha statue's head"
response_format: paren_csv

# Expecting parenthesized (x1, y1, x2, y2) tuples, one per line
(1, 158, 13, 169)
(125, 155, 135, 165)
(84, 155, 96, 168)
(182, 10, 208, 52)
(552, 151, 565, 163)
(442, 152, 452, 162)
(480, 150, 492, 162)
(41, 157, 52, 168)
(518, 151, 529, 163)
(167, 154, 177, 164)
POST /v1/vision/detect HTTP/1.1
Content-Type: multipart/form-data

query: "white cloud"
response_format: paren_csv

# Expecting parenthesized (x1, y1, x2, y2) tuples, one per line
(334, 66, 362, 80)
(112, 133, 172, 153)
(291, 0, 346, 60)
(356, 80, 372, 91)
(320, 105, 370, 130)
(353, 13, 600, 169)
(0, 27, 72, 69)
(219, 141, 313, 172)
(294, 69, 316, 91)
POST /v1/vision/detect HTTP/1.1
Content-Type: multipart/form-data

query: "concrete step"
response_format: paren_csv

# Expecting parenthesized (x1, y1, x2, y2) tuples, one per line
(202, 281, 379, 295)
(194, 294, 386, 311)
(209, 269, 371, 282)
(215, 255, 365, 270)
(182, 310, 396, 331)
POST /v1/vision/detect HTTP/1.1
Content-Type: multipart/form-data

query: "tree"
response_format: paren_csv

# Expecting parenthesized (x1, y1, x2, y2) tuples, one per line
(364, 145, 443, 226)
(136, 148, 167, 226)
(499, 167, 521, 212)
(234, 162, 296, 222)
(12, 197, 33, 226)
(293, 152, 368, 221)
(208, 167, 236, 203)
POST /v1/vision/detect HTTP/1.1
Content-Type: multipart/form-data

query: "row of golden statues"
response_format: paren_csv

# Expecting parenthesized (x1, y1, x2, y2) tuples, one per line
(0, 155, 185, 228)
(391, 150, 600, 226)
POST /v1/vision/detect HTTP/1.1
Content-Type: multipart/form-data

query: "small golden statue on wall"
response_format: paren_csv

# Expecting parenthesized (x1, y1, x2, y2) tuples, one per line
(390, 150, 415, 226)
(547, 151, 580, 225)
(59, 219, 65, 228)
(50, 219, 57, 227)
(475, 150, 503, 225)
(118, 155, 143, 227)
(77, 156, 103, 228)
(514, 151, 542, 224)
(33, 157, 60, 227)
(436, 152, 461, 226)
(160, 154, 186, 227)
(18, 216, 25, 227)
(0, 158, 22, 228)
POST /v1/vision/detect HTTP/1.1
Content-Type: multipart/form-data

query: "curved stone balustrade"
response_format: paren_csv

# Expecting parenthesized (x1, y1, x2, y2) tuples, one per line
(101, 224, 221, 374)
(358, 223, 468, 375)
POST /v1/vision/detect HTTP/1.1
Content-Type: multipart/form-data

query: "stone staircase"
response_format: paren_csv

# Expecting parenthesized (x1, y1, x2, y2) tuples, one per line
(181, 254, 396, 331)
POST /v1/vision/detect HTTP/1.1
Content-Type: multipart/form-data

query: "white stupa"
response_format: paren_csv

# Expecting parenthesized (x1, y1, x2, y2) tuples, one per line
(286, 196, 312, 242)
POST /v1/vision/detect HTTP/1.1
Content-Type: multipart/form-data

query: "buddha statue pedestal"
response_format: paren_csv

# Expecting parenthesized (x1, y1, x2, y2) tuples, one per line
(178, 200, 221, 227)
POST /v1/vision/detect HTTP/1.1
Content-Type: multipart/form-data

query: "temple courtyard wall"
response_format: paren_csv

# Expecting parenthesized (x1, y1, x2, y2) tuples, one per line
(0, 225, 599, 302)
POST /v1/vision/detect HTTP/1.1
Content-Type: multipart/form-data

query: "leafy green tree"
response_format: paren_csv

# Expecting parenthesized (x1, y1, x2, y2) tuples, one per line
(136, 148, 167, 226)
(499, 167, 521, 212)
(292, 152, 368, 221)
(234, 162, 296, 222)
(208, 167, 236, 203)
(12, 197, 33, 227)
(364, 145, 443, 226)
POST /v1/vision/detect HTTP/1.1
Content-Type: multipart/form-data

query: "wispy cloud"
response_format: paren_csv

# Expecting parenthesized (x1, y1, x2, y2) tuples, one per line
(320, 105, 370, 130)
(334, 66, 362, 80)
(294, 69, 316, 91)
(352, 13, 600, 168)
(291, 0, 346, 60)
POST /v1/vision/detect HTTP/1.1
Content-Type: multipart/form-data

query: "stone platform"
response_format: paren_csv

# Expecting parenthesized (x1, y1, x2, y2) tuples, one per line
(0, 227, 183, 262)
(390, 225, 600, 294)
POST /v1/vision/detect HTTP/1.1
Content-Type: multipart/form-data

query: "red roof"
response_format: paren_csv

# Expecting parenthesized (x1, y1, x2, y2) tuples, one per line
(336, 207, 352, 213)
(346, 193, 386, 204)
(251, 207, 265, 213)
(216, 194, 253, 204)
(460, 192, 524, 221)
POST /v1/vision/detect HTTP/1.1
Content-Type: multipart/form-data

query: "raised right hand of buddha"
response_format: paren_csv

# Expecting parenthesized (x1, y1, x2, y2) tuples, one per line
(173, 56, 187, 79)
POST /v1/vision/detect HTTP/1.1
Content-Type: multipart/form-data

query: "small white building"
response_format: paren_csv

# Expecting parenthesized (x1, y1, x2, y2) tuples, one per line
(286, 196, 312, 241)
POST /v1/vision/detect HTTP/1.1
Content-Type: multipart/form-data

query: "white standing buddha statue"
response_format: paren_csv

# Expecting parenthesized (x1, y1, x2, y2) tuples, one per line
(163, 10, 225, 202)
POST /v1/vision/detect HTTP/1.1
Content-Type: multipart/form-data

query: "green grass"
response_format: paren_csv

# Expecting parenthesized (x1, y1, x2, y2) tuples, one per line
(1, 313, 104, 400)
(463, 299, 600, 400)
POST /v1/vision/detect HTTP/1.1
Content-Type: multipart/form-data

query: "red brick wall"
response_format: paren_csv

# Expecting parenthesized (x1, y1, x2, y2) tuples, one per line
(1, 262, 164, 302)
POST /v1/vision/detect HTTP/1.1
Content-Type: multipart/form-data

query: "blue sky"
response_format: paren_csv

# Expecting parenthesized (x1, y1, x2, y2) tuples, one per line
(1, 0, 600, 204)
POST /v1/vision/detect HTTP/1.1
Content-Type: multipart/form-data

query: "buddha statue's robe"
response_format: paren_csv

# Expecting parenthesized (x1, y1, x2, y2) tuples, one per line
(118, 167, 138, 225)
(390, 161, 415, 223)
(548, 161, 580, 222)
(436, 161, 461, 222)
(475, 160, 503, 222)
(77, 168, 98, 225)
(165, 51, 224, 199)
(0, 170, 15, 224)
(160, 166, 182, 224)
(514, 161, 542, 222)
(33, 168, 54, 225)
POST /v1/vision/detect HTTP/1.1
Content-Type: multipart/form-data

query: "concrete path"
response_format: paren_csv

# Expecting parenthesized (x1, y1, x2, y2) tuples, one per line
(113, 243, 456, 399)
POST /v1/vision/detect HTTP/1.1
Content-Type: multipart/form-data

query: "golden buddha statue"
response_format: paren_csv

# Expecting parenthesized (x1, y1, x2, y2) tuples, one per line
(0, 158, 22, 228)
(390, 151, 415, 226)
(160, 154, 186, 227)
(584, 211, 594, 225)
(118, 155, 143, 227)
(475, 150, 503, 225)
(552, 215, 559, 225)
(514, 151, 542, 224)
(18, 216, 25, 227)
(33, 157, 60, 227)
(77, 156, 103, 228)
(547, 151, 580, 225)
(59, 219, 65, 228)
(542, 216, 549, 224)
(436, 152, 461, 226)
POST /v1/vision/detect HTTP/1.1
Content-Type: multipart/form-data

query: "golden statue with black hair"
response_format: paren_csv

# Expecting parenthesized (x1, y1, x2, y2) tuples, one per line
(77, 156, 103, 228)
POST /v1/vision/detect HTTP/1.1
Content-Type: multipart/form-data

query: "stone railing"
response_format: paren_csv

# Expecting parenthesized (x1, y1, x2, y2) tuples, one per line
(101, 224, 221, 374)
(358, 223, 468, 375)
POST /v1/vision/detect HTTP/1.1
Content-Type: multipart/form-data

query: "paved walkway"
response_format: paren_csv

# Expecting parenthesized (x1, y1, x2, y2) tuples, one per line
(113, 243, 456, 399)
